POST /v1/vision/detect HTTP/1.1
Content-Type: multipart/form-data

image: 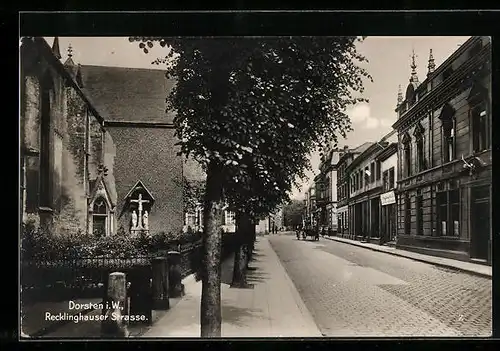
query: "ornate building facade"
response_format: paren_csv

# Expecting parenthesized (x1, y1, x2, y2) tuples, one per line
(392, 36, 492, 264)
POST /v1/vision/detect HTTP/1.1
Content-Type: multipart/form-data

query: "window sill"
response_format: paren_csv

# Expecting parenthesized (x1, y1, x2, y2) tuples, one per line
(39, 206, 54, 213)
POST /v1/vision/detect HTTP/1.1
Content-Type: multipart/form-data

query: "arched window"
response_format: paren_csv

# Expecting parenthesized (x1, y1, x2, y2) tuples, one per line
(402, 132, 412, 177)
(92, 197, 108, 237)
(413, 123, 426, 173)
(438, 103, 456, 163)
(467, 81, 489, 153)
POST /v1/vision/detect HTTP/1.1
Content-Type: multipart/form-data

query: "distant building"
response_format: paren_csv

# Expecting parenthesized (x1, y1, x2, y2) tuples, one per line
(336, 142, 372, 237)
(392, 36, 491, 264)
(303, 185, 316, 228)
(315, 146, 342, 232)
(346, 133, 397, 242)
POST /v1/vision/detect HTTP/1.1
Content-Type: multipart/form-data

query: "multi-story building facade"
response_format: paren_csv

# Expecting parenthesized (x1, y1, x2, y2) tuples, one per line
(392, 36, 491, 264)
(336, 143, 372, 237)
(315, 147, 341, 232)
(303, 185, 316, 228)
(377, 141, 398, 245)
(346, 134, 399, 243)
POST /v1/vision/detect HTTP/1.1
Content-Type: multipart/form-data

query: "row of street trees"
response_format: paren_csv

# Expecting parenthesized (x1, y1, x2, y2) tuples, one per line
(131, 36, 371, 336)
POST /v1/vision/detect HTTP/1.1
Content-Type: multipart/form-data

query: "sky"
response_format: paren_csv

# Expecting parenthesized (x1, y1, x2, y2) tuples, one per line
(43, 36, 470, 200)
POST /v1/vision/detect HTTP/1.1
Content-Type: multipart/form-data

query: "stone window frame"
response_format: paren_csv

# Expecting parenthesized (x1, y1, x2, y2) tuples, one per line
(413, 122, 426, 173)
(438, 102, 456, 164)
(467, 81, 490, 154)
(401, 132, 412, 178)
(92, 196, 109, 237)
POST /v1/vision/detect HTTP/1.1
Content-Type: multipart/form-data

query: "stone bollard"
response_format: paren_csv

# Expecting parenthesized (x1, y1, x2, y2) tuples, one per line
(101, 272, 129, 338)
(152, 257, 170, 310)
(167, 251, 184, 297)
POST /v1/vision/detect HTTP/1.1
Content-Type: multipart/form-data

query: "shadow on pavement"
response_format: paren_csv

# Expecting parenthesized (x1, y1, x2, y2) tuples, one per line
(221, 304, 266, 328)
(220, 250, 269, 287)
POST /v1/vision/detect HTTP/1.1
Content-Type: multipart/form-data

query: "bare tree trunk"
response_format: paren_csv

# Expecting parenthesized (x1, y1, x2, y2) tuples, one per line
(231, 211, 252, 288)
(200, 160, 223, 337)
(246, 218, 257, 268)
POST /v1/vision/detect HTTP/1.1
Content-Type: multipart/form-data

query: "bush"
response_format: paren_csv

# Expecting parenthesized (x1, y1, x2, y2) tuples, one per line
(20, 220, 198, 261)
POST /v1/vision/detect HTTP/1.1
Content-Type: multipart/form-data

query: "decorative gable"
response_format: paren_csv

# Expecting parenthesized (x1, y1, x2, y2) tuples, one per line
(413, 122, 425, 137)
(88, 173, 114, 211)
(120, 180, 155, 234)
(467, 81, 488, 104)
(401, 132, 411, 144)
(123, 180, 155, 204)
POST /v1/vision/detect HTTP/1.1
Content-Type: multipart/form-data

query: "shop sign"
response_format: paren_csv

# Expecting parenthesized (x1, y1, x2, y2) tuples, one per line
(380, 191, 396, 206)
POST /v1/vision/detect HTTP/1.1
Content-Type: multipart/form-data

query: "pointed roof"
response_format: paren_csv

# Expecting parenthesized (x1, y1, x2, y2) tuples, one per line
(88, 173, 115, 209)
(123, 180, 155, 202)
(51, 37, 61, 60)
(397, 84, 403, 106)
(63, 43, 75, 67)
(427, 48, 436, 76)
(79, 65, 175, 123)
(410, 49, 418, 83)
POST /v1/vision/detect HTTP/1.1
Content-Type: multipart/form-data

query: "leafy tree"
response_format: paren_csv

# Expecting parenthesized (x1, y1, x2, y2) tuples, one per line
(182, 177, 205, 214)
(283, 200, 306, 229)
(131, 36, 371, 337)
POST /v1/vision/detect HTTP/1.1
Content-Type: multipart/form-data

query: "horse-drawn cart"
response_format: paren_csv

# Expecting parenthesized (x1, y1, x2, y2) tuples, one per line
(296, 227, 319, 241)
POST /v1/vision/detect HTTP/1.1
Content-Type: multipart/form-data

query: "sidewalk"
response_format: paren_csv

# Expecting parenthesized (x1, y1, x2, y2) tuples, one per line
(323, 236, 492, 278)
(143, 237, 322, 338)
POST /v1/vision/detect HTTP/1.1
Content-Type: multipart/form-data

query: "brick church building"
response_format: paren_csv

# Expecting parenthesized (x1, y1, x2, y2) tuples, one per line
(20, 37, 186, 237)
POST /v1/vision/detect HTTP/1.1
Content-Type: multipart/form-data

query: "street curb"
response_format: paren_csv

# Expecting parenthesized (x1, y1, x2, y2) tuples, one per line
(322, 236, 492, 279)
(267, 238, 323, 337)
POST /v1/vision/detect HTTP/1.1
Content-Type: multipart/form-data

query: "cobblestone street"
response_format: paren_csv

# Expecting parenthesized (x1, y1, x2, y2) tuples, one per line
(269, 233, 492, 337)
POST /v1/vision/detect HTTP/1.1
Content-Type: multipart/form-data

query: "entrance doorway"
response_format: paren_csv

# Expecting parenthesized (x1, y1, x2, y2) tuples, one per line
(381, 204, 396, 244)
(470, 185, 491, 261)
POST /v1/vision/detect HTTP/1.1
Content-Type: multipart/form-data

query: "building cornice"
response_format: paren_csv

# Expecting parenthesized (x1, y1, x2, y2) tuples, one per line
(393, 43, 491, 132)
(345, 142, 386, 174)
(349, 186, 383, 203)
(375, 143, 398, 162)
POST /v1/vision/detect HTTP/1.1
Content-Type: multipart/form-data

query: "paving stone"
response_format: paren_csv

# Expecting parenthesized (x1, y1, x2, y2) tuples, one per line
(269, 233, 491, 337)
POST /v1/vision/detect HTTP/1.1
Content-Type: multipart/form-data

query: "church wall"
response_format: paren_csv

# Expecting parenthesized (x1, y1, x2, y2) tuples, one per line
(108, 127, 183, 236)
(52, 84, 91, 236)
(20, 45, 89, 236)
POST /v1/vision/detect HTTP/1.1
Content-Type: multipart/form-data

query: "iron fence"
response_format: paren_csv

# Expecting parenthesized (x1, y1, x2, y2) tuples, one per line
(21, 234, 236, 305)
